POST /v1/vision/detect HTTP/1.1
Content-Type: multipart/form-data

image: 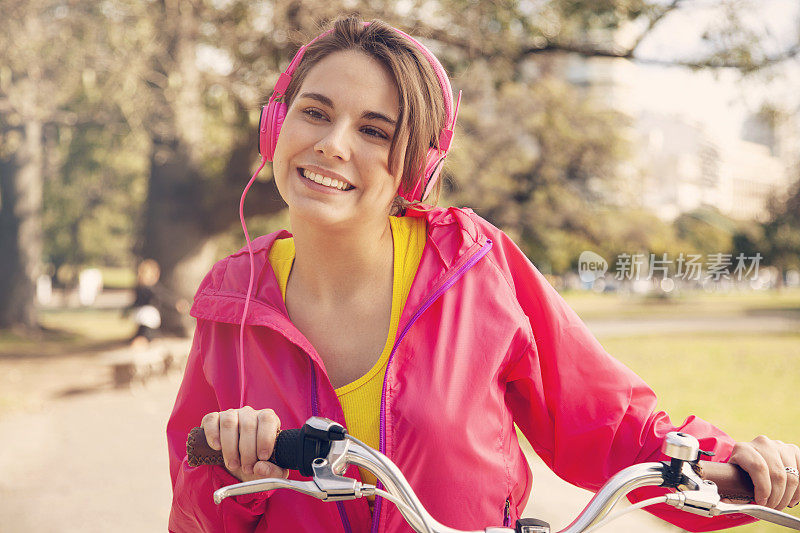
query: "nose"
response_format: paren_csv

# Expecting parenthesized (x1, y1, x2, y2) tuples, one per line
(314, 122, 351, 162)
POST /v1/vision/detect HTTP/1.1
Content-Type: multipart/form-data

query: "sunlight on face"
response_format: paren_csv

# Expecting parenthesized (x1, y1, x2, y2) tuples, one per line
(272, 50, 405, 229)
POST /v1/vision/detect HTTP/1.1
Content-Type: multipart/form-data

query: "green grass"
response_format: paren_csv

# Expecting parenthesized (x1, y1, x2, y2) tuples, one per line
(99, 266, 136, 290)
(40, 308, 135, 341)
(599, 331, 800, 532)
(0, 308, 135, 357)
(562, 288, 800, 321)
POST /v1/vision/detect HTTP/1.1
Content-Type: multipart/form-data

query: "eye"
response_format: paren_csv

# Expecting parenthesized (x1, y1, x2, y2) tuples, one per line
(361, 126, 389, 140)
(302, 108, 327, 120)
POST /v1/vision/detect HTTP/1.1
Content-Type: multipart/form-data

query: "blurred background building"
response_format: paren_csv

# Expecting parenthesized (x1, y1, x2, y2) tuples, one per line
(549, 51, 799, 222)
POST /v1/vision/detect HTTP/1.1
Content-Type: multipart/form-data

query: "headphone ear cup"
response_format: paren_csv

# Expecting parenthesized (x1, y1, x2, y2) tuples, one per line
(422, 155, 445, 200)
(258, 105, 269, 158)
(418, 148, 446, 202)
(399, 148, 445, 203)
(261, 101, 287, 162)
(419, 148, 447, 200)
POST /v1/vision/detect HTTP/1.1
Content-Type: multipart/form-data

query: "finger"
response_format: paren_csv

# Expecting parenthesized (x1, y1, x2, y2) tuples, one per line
(253, 460, 288, 479)
(219, 409, 240, 471)
(730, 443, 771, 506)
(256, 409, 280, 462)
(238, 407, 258, 475)
(200, 412, 221, 450)
(751, 436, 787, 509)
(775, 444, 799, 510)
(790, 444, 800, 508)
(773, 445, 798, 510)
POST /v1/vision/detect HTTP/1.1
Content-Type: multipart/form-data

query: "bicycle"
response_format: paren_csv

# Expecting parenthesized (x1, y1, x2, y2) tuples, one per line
(186, 417, 800, 533)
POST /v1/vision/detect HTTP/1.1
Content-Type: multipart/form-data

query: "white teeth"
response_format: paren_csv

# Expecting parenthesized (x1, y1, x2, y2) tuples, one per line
(302, 169, 350, 190)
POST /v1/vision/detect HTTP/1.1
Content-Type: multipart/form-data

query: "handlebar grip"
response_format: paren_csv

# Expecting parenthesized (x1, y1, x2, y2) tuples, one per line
(696, 460, 755, 501)
(186, 426, 304, 470)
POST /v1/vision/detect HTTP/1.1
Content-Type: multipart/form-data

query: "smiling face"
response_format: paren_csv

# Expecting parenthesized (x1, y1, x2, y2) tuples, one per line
(272, 50, 405, 229)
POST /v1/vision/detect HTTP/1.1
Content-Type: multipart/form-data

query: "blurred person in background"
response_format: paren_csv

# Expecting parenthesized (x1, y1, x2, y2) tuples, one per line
(126, 258, 162, 347)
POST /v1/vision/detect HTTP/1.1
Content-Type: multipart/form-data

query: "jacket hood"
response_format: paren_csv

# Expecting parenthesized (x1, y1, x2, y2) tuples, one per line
(190, 206, 488, 327)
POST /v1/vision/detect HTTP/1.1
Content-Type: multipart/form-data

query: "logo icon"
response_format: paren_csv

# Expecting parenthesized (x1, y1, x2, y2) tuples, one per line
(578, 251, 608, 283)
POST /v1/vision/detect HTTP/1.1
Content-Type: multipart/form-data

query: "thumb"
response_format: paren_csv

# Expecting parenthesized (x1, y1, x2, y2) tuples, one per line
(253, 460, 289, 479)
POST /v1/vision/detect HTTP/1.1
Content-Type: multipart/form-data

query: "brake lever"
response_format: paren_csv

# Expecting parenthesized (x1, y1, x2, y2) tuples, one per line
(665, 488, 800, 530)
(214, 478, 324, 504)
(716, 502, 800, 529)
(309, 455, 376, 501)
(213, 444, 376, 505)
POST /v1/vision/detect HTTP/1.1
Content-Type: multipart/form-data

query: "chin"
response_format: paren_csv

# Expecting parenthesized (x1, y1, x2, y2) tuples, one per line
(290, 200, 354, 228)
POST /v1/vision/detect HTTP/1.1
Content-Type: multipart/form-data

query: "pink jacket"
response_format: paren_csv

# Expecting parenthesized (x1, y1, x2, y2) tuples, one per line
(168, 206, 753, 532)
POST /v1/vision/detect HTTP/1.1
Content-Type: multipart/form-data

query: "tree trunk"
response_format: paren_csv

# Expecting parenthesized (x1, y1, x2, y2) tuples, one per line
(138, 0, 285, 336)
(140, 136, 218, 335)
(140, 136, 285, 336)
(0, 120, 43, 330)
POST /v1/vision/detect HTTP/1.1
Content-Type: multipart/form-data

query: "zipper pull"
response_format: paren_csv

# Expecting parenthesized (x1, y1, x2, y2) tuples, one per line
(503, 498, 511, 526)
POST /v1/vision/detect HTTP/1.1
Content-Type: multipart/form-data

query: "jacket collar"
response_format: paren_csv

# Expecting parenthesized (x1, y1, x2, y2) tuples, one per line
(190, 206, 487, 327)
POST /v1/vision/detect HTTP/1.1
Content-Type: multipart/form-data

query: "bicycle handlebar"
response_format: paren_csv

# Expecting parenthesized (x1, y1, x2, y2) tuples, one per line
(186, 425, 756, 500)
(693, 460, 754, 501)
(186, 421, 800, 532)
(188, 427, 300, 469)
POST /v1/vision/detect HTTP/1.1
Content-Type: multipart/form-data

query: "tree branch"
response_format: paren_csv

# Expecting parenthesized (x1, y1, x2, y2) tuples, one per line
(413, 10, 800, 73)
(521, 41, 633, 60)
(628, 0, 685, 54)
(633, 44, 800, 70)
(515, 39, 800, 71)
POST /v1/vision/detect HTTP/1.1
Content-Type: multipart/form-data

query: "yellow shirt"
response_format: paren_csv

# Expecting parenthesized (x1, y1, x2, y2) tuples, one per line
(268, 216, 426, 494)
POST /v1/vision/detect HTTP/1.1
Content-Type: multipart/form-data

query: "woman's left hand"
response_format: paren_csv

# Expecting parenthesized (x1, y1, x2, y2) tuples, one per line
(728, 436, 800, 509)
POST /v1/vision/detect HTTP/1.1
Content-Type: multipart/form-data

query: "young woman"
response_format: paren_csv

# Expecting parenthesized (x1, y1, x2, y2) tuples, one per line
(167, 16, 800, 533)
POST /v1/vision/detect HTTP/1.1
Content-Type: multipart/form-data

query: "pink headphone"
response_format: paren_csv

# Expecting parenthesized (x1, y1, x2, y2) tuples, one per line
(257, 24, 461, 203)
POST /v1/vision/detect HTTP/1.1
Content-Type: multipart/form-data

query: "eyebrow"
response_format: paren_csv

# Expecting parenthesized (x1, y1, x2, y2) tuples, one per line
(298, 92, 397, 127)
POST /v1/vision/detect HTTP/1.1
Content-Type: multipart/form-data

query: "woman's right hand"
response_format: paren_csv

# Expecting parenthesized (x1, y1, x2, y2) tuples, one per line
(201, 407, 289, 482)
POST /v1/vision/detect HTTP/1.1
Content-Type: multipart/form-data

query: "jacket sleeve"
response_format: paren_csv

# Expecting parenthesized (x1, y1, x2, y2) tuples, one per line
(167, 319, 270, 532)
(483, 226, 754, 531)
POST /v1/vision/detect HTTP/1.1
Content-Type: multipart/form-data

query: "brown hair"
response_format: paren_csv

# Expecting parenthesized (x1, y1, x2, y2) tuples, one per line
(281, 16, 448, 212)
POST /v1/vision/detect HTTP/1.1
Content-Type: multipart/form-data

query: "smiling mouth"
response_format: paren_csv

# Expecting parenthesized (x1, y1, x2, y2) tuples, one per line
(299, 168, 354, 191)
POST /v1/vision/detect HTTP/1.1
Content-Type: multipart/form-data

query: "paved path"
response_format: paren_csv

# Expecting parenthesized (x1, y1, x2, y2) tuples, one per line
(585, 316, 800, 338)
(521, 449, 679, 533)
(0, 362, 176, 532)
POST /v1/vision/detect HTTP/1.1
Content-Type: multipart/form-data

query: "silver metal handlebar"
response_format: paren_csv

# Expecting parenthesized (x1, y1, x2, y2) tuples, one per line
(212, 421, 800, 533)
(557, 462, 667, 533)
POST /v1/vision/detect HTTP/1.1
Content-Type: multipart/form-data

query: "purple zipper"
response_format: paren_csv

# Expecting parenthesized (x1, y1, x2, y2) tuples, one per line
(337, 502, 354, 532)
(310, 359, 320, 417)
(310, 360, 354, 533)
(370, 239, 493, 533)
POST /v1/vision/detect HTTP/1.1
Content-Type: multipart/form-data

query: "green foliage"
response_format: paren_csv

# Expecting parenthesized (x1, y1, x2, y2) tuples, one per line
(5, 0, 797, 287)
(555, 0, 648, 31)
(732, 219, 767, 258)
(43, 121, 148, 271)
(758, 176, 800, 273)
(674, 207, 736, 256)
(447, 68, 642, 273)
